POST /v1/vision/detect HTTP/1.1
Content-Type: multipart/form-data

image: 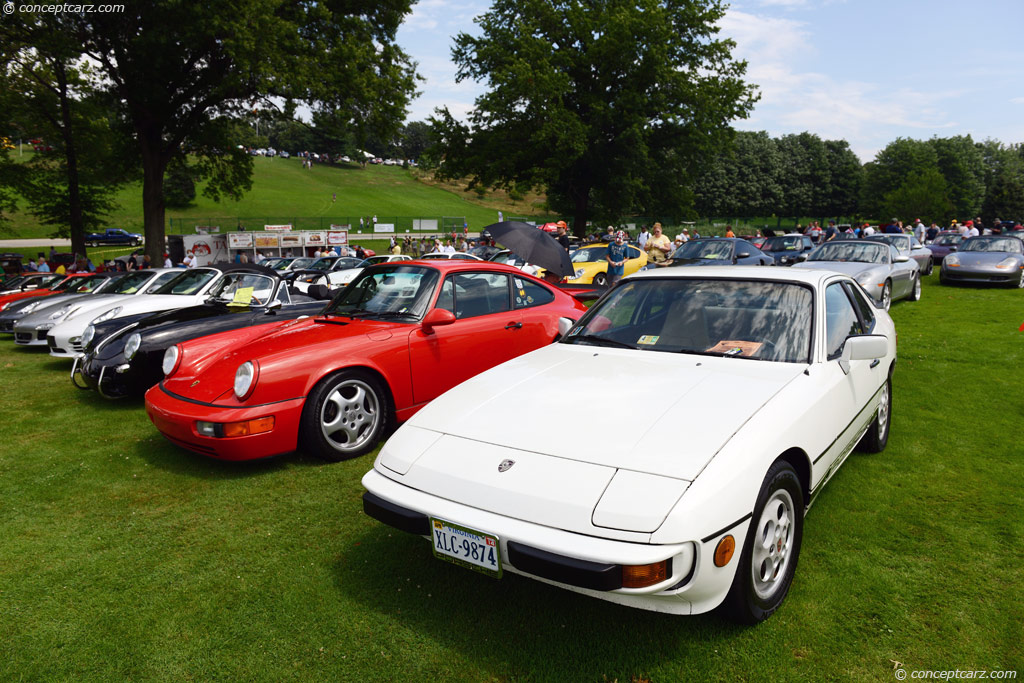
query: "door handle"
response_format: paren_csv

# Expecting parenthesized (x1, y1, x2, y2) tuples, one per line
(869, 359, 880, 369)
(504, 322, 523, 330)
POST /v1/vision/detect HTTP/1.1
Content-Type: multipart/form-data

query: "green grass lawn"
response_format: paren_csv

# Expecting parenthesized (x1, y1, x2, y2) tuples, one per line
(1, 271, 1022, 681)
(2, 157, 527, 240)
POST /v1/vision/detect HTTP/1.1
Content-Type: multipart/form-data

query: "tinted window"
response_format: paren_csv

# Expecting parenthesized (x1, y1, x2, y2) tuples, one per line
(512, 276, 555, 309)
(825, 283, 862, 360)
(152, 269, 219, 295)
(846, 282, 876, 332)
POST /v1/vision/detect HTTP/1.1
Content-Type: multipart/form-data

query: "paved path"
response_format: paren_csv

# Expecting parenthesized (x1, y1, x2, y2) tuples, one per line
(0, 239, 73, 248)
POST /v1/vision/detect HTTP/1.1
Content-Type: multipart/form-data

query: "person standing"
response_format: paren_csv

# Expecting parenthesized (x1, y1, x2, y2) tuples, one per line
(605, 230, 629, 287)
(498, 210, 504, 223)
(644, 223, 672, 265)
(183, 250, 196, 268)
(913, 218, 926, 243)
(824, 220, 839, 242)
(724, 225, 735, 239)
(36, 256, 50, 272)
(926, 222, 940, 243)
(555, 221, 570, 251)
(966, 221, 980, 238)
(636, 225, 651, 250)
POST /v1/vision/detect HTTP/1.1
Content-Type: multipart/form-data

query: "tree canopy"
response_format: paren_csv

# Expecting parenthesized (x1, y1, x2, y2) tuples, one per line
(431, 0, 757, 235)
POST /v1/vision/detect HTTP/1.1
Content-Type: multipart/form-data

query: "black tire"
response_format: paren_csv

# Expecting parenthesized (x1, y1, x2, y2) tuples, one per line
(720, 460, 804, 624)
(924, 260, 933, 276)
(299, 369, 388, 462)
(130, 239, 138, 247)
(908, 274, 922, 302)
(857, 373, 892, 453)
(880, 281, 892, 311)
(593, 272, 608, 287)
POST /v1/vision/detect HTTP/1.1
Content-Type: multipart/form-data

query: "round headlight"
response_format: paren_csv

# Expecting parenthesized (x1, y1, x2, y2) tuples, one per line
(945, 254, 960, 266)
(233, 361, 257, 400)
(161, 344, 181, 377)
(574, 268, 585, 278)
(49, 304, 72, 320)
(91, 306, 123, 325)
(21, 300, 44, 314)
(124, 332, 142, 360)
(82, 325, 96, 348)
(996, 257, 1016, 269)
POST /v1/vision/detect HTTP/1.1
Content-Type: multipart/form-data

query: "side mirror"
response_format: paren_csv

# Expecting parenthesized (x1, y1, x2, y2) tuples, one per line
(264, 300, 283, 313)
(422, 307, 456, 334)
(894, 254, 909, 262)
(949, 246, 957, 252)
(796, 253, 809, 262)
(555, 317, 575, 341)
(839, 335, 888, 374)
(736, 251, 751, 259)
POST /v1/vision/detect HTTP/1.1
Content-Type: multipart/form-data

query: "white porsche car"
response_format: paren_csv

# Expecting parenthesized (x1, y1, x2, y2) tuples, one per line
(324, 254, 412, 288)
(45, 266, 228, 357)
(362, 267, 897, 623)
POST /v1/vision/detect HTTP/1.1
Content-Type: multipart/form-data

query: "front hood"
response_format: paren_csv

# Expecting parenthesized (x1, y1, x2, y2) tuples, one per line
(953, 252, 1014, 268)
(405, 343, 805, 481)
(163, 314, 398, 403)
(793, 260, 875, 277)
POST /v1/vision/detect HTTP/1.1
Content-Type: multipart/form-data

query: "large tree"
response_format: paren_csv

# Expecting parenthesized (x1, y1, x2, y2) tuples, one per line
(71, 0, 418, 262)
(432, 0, 756, 234)
(979, 141, 1024, 223)
(692, 130, 783, 218)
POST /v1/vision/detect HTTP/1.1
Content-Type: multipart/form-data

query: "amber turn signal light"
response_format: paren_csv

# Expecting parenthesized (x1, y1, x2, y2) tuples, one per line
(222, 416, 275, 438)
(621, 560, 669, 588)
(714, 535, 736, 567)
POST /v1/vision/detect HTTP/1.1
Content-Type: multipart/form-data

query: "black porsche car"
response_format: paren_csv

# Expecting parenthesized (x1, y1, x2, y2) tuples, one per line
(72, 265, 332, 398)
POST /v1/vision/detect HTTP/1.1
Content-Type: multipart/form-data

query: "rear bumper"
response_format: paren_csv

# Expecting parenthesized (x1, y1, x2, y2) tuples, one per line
(144, 383, 305, 460)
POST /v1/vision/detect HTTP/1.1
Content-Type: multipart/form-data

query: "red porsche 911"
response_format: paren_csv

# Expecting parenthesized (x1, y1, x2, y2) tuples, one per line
(145, 261, 588, 462)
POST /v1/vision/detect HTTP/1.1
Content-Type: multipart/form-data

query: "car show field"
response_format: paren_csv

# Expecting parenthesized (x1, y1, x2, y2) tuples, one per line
(0, 267, 1021, 680)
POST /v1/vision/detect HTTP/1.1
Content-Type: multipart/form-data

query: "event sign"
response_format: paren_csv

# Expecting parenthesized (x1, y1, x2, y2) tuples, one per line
(228, 232, 254, 248)
(254, 234, 280, 248)
(327, 230, 349, 246)
(264, 224, 292, 231)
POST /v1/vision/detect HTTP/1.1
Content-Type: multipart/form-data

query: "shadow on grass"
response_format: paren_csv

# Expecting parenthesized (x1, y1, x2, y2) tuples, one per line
(129, 435, 335, 481)
(333, 525, 748, 679)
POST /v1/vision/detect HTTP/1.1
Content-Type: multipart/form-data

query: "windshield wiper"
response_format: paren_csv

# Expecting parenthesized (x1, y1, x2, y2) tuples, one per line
(370, 311, 418, 319)
(569, 334, 635, 349)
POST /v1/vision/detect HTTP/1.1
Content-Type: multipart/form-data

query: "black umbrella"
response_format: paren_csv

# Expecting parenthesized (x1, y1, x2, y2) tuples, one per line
(483, 221, 574, 277)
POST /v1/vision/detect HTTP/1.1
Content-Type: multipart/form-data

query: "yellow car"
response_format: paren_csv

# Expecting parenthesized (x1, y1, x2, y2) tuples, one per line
(561, 242, 648, 286)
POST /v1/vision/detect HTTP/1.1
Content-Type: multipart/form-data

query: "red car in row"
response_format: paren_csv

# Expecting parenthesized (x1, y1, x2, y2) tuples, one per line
(145, 261, 588, 462)
(0, 273, 92, 312)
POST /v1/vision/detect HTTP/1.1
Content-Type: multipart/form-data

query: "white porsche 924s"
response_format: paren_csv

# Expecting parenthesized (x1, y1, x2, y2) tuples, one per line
(361, 266, 897, 623)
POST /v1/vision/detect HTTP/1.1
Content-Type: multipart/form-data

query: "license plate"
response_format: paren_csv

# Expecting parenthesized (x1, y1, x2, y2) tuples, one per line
(430, 518, 502, 578)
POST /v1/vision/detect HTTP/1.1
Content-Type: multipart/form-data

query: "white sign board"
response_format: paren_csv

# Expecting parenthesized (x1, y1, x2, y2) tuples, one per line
(413, 219, 439, 231)
(264, 224, 292, 231)
(327, 230, 349, 246)
(305, 231, 327, 246)
(228, 232, 254, 248)
(184, 234, 228, 267)
(374, 223, 395, 233)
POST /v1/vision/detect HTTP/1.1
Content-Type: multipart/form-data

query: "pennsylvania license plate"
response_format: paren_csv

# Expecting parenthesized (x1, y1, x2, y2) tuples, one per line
(430, 518, 502, 578)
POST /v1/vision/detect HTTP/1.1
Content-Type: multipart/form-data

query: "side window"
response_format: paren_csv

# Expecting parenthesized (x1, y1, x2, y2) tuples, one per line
(512, 277, 555, 310)
(803, 238, 812, 250)
(844, 282, 875, 332)
(453, 273, 510, 319)
(825, 282, 862, 360)
(436, 278, 455, 314)
(628, 246, 642, 259)
(273, 281, 291, 305)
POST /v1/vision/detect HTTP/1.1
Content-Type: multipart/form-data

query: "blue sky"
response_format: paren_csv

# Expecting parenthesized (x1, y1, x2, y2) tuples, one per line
(395, 0, 1024, 161)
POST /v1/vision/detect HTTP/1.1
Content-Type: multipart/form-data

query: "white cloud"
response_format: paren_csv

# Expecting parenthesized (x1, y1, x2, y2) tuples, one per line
(1011, 96, 1024, 104)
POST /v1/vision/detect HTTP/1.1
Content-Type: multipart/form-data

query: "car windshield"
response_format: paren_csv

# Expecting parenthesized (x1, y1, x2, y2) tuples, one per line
(565, 277, 813, 363)
(571, 246, 609, 263)
(866, 235, 910, 251)
(33, 274, 65, 289)
(64, 275, 107, 293)
(265, 258, 293, 271)
(208, 272, 276, 305)
(762, 236, 804, 252)
(491, 252, 529, 267)
(808, 242, 889, 264)
(150, 269, 219, 295)
(288, 257, 314, 269)
(357, 256, 393, 267)
(934, 234, 961, 246)
(110, 270, 157, 294)
(671, 240, 733, 260)
(309, 257, 337, 270)
(325, 265, 439, 320)
(959, 237, 1023, 253)
(52, 276, 88, 292)
(420, 253, 450, 260)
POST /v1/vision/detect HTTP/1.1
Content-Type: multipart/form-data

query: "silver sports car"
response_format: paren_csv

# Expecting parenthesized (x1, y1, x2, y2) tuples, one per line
(792, 240, 920, 309)
(864, 234, 934, 276)
(939, 236, 1024, 287)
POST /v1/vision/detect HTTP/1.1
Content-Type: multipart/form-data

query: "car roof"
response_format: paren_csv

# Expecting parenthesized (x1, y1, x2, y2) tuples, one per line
(628, 264, 845, 288)
(399, 259, 542, 277)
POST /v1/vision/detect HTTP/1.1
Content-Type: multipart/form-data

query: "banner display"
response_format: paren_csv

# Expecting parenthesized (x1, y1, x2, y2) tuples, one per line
(413, 219, 439, 231)
(280, 234, 303, 249)
(195, 225, 220, 234)
(327, 230, 349, 246)
(304, 231, 327, 246)
(374, 223, 395, 233)
(185, 234, 228, 267)
(264, 224, 292, 231)
(228, 232, 254, 248)
(254, 234, 280, 249)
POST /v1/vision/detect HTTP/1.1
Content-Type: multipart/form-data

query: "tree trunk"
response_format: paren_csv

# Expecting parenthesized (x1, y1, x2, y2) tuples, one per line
(54, 61, 87, 258)
(572, 190, 589, 239)
(140, 138, 168, 266)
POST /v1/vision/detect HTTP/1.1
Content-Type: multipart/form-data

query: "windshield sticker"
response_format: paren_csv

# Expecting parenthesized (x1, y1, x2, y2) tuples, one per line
(569, 326, 583, 336)
(637, 335, 660, 345)
(707, 340, 763, 357)
(230, 286, 254, 306)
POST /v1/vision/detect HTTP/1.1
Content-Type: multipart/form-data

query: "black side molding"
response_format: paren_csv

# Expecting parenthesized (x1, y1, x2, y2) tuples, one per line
(507, 541, 622, 592)
(363, 492, 430, 536)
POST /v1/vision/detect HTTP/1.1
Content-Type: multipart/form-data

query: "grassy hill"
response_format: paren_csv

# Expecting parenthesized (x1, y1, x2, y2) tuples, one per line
(3, 156, 551, 239)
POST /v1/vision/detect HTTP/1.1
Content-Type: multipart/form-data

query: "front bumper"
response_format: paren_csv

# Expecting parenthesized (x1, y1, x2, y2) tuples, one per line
(361, 469, 746, 616)
(13, 328, 49, 346)
(941, 266, 1023, 285)
(46, 331, 84, 357)
(144, 383, 306, 461)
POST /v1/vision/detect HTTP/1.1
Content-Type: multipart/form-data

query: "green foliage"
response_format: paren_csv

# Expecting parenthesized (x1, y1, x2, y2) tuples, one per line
(931, 135, 985, 219)
(861, 138, 938, 218)
(979, 140, 1024, 223)
(433, 0, 756, 235)
(0, 150, 20, 233)
(163, 159, 196, 208)
(879, 167, 953, 222)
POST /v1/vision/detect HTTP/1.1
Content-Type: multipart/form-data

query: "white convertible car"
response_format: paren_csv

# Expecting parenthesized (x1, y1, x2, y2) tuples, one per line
(362, 267, 897, 623)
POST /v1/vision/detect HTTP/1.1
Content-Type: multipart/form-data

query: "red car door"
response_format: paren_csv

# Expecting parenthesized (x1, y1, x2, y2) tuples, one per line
(408, 271, 525, 405)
